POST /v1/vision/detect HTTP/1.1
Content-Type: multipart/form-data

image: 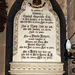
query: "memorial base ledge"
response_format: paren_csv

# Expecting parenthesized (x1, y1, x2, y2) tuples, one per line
(9, 62, 65, 75)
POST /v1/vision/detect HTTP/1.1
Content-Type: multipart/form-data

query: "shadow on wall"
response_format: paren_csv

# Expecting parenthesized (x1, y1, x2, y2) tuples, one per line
(5, 0, 67, 75)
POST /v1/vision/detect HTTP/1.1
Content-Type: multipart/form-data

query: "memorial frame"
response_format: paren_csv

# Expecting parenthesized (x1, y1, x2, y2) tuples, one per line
(5, 0, 67, 74)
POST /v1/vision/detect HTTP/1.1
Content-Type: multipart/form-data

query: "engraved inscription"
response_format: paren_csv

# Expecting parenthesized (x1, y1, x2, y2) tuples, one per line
(18, 8, 56, 61)
(14, 1, 61, 62)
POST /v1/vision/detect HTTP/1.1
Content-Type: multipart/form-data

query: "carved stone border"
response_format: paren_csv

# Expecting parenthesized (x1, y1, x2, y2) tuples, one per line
(13, 10, 24, 55)
(13, 0, 60, 56)
(9, 62, 64, 75)
(51, 10, 60, 56)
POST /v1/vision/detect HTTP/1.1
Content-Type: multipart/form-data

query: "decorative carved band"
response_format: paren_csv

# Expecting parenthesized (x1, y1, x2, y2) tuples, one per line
(9, 62, 64, 75)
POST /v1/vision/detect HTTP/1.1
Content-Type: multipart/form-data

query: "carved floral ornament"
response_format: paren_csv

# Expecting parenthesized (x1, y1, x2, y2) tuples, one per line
(13, 0, 60, 56)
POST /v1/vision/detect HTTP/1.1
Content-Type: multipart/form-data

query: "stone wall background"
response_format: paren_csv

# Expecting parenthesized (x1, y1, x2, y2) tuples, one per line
(0, 0, 75, 75)
(67, 0, 75, 75)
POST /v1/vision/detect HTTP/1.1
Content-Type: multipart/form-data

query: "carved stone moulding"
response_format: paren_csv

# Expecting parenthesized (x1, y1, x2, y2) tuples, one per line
(9, 62, 64, 75)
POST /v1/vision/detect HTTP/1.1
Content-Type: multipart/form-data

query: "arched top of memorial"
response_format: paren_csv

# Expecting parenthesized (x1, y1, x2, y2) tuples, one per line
(21, 0, 53, 10)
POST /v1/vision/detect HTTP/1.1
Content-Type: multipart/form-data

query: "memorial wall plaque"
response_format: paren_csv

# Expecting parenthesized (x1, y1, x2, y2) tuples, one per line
(9, 0, 64, 75)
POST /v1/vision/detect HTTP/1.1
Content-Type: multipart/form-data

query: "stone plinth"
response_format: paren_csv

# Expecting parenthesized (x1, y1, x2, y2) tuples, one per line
(9, 62, 64, 75)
